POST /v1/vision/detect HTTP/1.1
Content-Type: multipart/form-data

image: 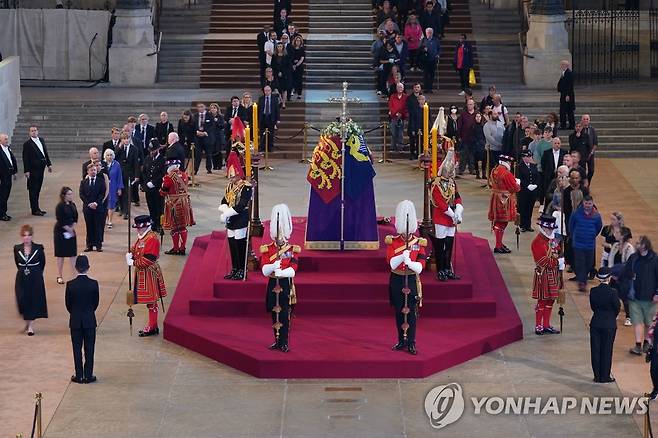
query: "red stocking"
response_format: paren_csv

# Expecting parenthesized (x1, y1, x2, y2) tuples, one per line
(171, 231, 179, 251)
(535, 300, 545, 330)
(494, 222, 507, 249)
(180, 229, 188, 250)
(542, 300, 554, 329)
(146, 303, 159, 330)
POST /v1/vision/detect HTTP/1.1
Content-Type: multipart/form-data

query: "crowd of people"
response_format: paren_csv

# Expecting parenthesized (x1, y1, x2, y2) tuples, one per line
(372, 1, 474, 96)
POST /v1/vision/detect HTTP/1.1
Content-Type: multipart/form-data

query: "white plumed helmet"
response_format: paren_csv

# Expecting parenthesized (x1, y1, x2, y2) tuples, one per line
(395, 200, 418, 235)
(270, 203, 293, 240)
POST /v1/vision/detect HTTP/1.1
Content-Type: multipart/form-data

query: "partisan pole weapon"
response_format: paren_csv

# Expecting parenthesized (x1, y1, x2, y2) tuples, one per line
(126, 177, 134, 335)
(401, 214, 411, 341)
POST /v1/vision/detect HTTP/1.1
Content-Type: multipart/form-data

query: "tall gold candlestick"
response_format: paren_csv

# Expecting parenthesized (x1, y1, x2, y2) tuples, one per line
(252, 103, 259, 152)
(245, 127, 252, 178)
(431, 127, 438, 178)
(423, 103, 429, 154)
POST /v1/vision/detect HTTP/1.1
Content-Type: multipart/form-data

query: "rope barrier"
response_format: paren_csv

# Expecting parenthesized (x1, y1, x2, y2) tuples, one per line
(29, 401, 37, 438)
(272, 126, 306, 141)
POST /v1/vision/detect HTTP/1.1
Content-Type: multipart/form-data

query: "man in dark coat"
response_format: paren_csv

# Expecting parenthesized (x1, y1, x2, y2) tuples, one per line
(558, 60, 575, 130)
(517, 150, 539, 232)
(258, 86, 281, 152)
(453, 34, 474, 95)
(102, 127, 121, 154)
(142, 141, 166, 233)
(79, 163, 107, 252)
(257, 25, 273, 86)
(65, 255, 99, 384)
(116, 132, 141, 218)
(589, 268, 620, 383)
(0, 133, 18, 221)
(165, 132, 186, 165)
(22, 126, 52, 216)
(193, 102, 214, 175)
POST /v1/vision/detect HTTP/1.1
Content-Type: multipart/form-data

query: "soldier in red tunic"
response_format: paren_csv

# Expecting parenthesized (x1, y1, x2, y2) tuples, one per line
(488, 155, 521, 254)
(430, 147, 463, 281)
(126, 215, 167, 337)
(260, 204, 300, 352)
(160, 159, 195, 255)
(532, 214, 564, 335)
(386, 200, 427, 355)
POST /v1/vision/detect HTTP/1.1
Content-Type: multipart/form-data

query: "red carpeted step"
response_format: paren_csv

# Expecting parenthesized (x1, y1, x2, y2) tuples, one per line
(189, 296, 496, 317)
(213, 274, 474, 300)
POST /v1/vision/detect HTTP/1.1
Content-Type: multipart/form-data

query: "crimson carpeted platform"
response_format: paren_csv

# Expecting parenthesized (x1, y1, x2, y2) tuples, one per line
(164, 218, 523, 378)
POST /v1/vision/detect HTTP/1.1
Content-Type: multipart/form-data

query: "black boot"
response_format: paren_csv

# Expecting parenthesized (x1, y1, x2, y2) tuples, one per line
(269, 340, 279, 350)
(234, 237, 247, 276)
(224, 237, 237, 279)
(444, 236, 460, 279)
(407, 343, 417, 355)
(433, 237, 445, 275)
(232, 269, 245, 280)
(392, 340, 406, 350)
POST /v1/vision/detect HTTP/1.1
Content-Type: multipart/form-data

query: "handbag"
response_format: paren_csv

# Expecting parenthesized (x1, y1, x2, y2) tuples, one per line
(468, 68, 477, 86)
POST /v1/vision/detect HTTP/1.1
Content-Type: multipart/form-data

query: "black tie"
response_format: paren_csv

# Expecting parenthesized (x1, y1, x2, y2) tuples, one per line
(265, 97, 271, 115)
(233, 108, 237, 118)
(91, 177, 95, 186)
(199, 113, 203, 129)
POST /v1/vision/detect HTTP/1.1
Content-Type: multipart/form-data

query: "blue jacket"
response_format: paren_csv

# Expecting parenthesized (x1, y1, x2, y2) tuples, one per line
(569, 206, 602, 250)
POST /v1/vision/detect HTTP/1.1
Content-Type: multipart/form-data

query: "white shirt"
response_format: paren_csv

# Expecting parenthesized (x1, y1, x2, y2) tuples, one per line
(552, 149, 560, 170)
(1, 145, 13, 167)
(31, 136, 45, 157)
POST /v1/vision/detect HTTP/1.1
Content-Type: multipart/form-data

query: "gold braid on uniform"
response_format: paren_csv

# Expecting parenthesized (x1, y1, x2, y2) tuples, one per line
(429, 177, 456, 208)
(224, 180, 247, 207)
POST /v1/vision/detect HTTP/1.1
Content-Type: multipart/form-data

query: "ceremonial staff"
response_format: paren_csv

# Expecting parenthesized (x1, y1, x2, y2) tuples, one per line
(401, 215, 411, 341)
(558, 185, 566, 333)
(272, 213, 283, 342)
(242, 184, 255, 281)
(126, 177, 134, 335)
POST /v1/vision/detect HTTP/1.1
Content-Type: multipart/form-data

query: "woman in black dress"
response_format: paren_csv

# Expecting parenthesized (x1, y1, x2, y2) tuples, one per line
(14, 224, 48, 336)
(177, 110, 196, 168)
(290, 35, 305, 99)
(54, 186, 78, 284)
(271, 43, 293, 108)
(209, 103, 227, 170)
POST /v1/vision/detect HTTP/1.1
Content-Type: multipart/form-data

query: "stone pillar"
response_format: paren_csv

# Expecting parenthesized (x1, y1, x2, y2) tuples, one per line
(639, 10, 652, 79)
(523, 0, 572, 88)
(108, 0, 157, 86)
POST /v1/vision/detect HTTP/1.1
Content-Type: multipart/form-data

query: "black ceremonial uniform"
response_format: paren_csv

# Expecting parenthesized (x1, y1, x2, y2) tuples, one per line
(517, 160, 539, 231)
(142, 152, 166, 232)
(589, 283, 620, 383)
(221, 179, 253, 278)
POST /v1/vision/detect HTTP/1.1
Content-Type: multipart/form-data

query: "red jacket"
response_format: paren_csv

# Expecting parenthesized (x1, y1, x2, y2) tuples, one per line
(431, 178, 462, 227)
(488, 164, 520, 223)
(388, 93, 408, 120)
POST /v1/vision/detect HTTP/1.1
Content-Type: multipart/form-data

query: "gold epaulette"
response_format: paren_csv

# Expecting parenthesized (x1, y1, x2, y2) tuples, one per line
(419, 238, 427, 247)
(292, 245, 301, 253)
(259, 244, 270, 254)
(385, 235, 394, 245)
(243, 180, 252, 187)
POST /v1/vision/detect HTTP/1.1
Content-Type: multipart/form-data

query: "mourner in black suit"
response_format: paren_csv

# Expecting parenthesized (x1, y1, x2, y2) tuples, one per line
(258, 87, 281, 152)
(116, 134, 141, 217)
(142, 142, 166, 232)
(589, 268, 620, 383)
(274, 8, 291, 38)
(558, 60, 575, 130)
(165, 132, 186, 164)
(22, 126, 52, 216)
(0, 133, 18, 220)
(193, 103, 215, 175)
(273, 0, 291, 19)
(540, 138, 566, 204)
(79, 164, 107, 252)
(133, 114, 156, 155)
(225, 96, 247, 143)
(65, 255, 99, 384)
(518, 151, 540, 232)
(177, 111, 196, 166)
(257, 25, 272, 86)
(81, 147, 108, 179)
(155, 112, 175, 147)
(102, 128, 121, 154)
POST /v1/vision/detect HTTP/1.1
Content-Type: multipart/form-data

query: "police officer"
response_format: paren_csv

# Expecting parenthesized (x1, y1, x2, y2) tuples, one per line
(142, 140, 166, 232)
(589, 267, 620, 383)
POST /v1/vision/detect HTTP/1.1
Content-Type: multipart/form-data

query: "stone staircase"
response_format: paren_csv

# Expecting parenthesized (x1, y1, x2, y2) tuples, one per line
(12, 101, 192, 159)
(199, 0, 308, 88)
(468, 0, 523, 88)
(156, 0, 212, 87)
(302, 0, 373, 90)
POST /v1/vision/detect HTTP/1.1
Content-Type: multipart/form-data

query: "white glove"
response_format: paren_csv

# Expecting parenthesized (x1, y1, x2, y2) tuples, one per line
(273, 260, 282, 270)
(220, 213, 227, 223)
(527, 184, 537, 191)
(558, 257, 565, 271)
(515, 178, 521, 186)
(147, 182, 155, 189)
(406, 260, 423, 274)
(454, 214, 462, 225)
(125, 252, 134, 266)
(218, 204, 229, 213)
(275, 267, 296, 278)
(389, 253, 406, 270)
(445, 207, 455, 218)
(261, 262, 277, 277)
(402, 250, 410, 260)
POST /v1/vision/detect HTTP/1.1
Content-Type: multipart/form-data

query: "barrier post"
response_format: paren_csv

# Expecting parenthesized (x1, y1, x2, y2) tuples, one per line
(378, 122, 392, 164)
(260, 129, 274, 171)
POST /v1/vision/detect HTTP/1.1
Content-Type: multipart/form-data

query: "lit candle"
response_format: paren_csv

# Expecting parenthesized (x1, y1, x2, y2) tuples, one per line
(245, 127, 252, 178)
(431, 127, 438, 178)
(252, 103, 259, 152)
(423, 103, 429, 154)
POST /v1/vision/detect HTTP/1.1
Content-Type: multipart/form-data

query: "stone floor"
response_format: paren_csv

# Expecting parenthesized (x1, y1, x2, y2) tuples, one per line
(1, 154, 656, 437)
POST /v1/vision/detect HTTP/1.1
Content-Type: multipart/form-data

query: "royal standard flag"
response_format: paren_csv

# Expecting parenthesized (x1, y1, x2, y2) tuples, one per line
(344, 133, 376, 201)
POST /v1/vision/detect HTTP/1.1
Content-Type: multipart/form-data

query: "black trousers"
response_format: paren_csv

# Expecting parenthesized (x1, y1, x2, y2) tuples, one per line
(559, 97, 575, 129)
(27, 167, 45, 213)
(587, 154, 595, 185)
(84, 209, 105, 249)
(0, 176, 11, 216)
(457, 67, 469, 91)
(590, 326, 616, 381)
(193, 138, 213, 173)
(651, 347, 658, 391)
(518, 190, 537, 230)
(145, 189, 163, 231)
(292, 66, 304, 95)
(130, 177, 141, 204)
(390, 273, 418, 344)
(71, 327, 96, 379)
(267, 277, 291, 345)
(408, 130, 419, 160)
(423, 60, 437, 92)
